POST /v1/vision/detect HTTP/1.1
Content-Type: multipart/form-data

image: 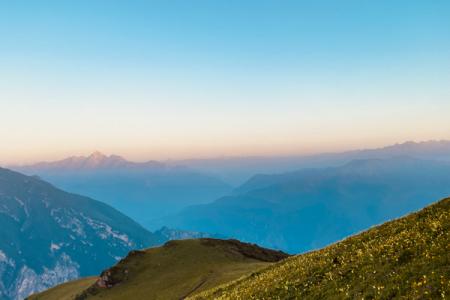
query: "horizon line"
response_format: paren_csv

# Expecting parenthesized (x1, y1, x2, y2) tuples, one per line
(4, 138, 450, 167)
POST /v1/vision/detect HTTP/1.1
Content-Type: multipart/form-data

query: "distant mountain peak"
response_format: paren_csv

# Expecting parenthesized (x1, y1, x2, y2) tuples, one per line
(15, 152, 150, 171)
(83, 151, 126, 168)
(85, 151, 107, 166)
(382, 139, 450, 150)
(88, 151, 107, 160)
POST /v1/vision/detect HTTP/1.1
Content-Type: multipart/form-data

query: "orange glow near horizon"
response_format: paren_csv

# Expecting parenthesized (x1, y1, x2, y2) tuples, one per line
(2, 135, 450, 166)
(1, 0, 450, 166)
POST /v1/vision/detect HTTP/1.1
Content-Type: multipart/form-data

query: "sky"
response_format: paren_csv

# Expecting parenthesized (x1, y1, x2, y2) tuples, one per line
(1, 0, 450, 164)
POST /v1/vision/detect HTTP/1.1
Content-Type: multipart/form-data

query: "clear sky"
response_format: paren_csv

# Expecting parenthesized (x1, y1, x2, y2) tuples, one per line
(1, 0, 450, 164)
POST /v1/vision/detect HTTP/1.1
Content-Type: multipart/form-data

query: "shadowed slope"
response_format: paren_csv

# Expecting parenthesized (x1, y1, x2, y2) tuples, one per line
(0, 167, 158, 300)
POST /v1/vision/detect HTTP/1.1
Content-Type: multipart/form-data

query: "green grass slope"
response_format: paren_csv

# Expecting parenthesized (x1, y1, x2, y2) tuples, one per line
(30, 239, 288, 300)
(28, 278, 97, 300)
(193, 197, 450, 300)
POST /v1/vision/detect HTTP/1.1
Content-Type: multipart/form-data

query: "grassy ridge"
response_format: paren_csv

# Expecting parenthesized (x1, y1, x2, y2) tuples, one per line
(30, 239, 288, 300)
(29, 278, 97, 300)
(192, 197, 450, 299)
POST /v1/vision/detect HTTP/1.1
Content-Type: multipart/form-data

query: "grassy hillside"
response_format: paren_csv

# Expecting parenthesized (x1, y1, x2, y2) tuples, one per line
(29, 239, 288, 300)
(28, 278, 97, 300)
(192, 197, 450, 299)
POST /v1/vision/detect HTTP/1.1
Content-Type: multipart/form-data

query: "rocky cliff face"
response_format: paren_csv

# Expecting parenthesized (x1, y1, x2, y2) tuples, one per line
(7, 253, 79, 300)
(0, 167, 157, 300)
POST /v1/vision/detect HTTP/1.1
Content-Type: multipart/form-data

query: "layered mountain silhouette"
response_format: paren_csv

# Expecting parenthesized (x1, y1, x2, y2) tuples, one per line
(18, 152, 164, 171)
(0, 167, 161, 300)
(13, 141, 450, 226)
(13, 152, 231, 227)
(178, 140, 450, 185)
(161, 156, 450, 253)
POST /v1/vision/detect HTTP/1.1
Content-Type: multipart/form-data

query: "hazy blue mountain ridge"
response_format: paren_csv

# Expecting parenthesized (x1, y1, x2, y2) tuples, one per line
(13, 152, 232, 228)
(177, 140, 450, 185)
(161, 156, 450, 253)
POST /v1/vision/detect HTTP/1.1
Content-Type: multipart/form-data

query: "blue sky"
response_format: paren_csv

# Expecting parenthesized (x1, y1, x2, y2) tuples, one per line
(1, 1, 449, 163)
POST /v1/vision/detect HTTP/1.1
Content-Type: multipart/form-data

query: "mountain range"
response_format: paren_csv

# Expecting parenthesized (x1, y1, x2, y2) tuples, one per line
(13, 152, 231, 228)
(18, 151, 163, 171)
(178, 140, 450, 185)
(161, 156, 450, 253)
(12, 140, 450, 229)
